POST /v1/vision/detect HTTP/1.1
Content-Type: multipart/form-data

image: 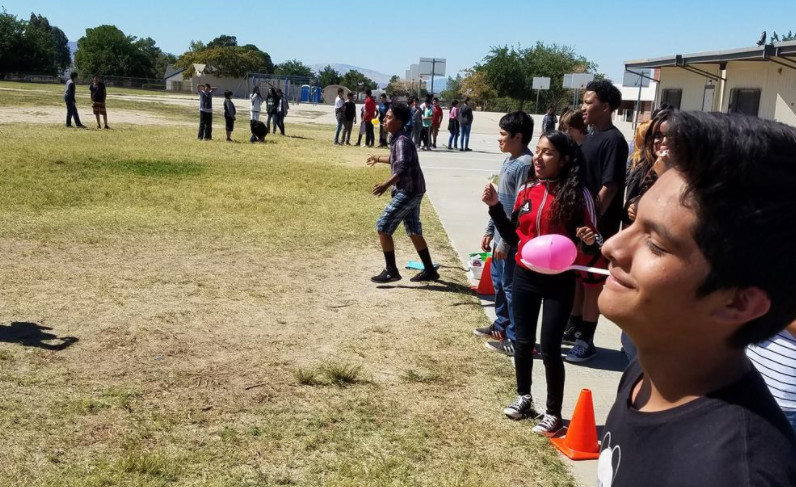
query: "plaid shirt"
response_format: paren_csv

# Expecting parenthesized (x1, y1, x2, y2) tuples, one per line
(390, 130, 425, 196)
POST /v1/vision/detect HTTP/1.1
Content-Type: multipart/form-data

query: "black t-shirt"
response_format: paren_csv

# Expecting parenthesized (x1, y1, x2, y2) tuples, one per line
(600, 360, 796, 487)
(581, 126, 628, 239)
(344, 101, 356, 121)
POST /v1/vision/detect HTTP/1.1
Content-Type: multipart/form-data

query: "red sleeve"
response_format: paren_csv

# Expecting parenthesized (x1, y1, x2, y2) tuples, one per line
(581, 188, 603, 244)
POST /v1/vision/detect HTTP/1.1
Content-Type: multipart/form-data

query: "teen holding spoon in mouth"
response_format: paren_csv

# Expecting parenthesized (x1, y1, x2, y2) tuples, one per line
(481, 131, 602, 437)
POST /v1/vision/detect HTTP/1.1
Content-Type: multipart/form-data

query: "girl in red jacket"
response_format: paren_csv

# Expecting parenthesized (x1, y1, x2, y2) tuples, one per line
(482, 131, 601, 436)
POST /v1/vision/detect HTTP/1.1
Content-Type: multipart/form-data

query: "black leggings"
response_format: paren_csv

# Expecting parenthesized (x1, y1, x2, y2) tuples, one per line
(512, 265, 575, 417)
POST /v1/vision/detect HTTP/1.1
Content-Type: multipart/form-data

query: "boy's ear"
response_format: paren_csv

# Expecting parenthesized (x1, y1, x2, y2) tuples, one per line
(712, 287, 771, 326)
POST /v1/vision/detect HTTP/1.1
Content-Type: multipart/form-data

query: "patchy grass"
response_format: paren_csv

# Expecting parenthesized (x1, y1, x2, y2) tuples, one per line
(0, 89, 575, 487)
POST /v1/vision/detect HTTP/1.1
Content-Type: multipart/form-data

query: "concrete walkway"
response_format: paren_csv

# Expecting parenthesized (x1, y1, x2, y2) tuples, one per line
(421, 117, 632, 487)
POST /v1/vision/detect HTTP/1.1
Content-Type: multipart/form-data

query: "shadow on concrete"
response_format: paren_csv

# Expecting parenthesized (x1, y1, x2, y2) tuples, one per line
(559, 346, 629, 373)
(0, 322, 78, 351)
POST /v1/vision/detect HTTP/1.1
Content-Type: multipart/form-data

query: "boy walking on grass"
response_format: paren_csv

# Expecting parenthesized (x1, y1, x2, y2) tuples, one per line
(367, 103, 439, 283)
(90, 74, 109, 129)
(596, 111, 796, 486)
(472, 112, 534, 356)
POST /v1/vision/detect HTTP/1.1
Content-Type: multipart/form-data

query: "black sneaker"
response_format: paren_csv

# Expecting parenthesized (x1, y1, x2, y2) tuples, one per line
(566, 339, 597, 363)
(503, 394, 536, 420)
(410, 269, 440, 282)
(562, 326, 581, 346)
(485, 339, 515, 356)
(472, 323, 504, 339)
(371, 268, 401, 283)
(532, 414, 564, 437)
(465, 148, 473, 152)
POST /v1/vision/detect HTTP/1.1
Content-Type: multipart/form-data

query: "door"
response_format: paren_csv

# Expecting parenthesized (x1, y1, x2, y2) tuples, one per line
(729, 88, 761, 116)
(661, 89, 682, 109)
(702, 84, 715, 111)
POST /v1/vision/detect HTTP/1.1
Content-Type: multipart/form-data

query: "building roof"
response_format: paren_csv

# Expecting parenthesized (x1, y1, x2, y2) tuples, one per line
(163, 64, 185, 80)
(626, 41, 796, 70)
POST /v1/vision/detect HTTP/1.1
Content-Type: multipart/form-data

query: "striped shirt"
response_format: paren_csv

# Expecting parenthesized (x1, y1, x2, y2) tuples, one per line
(485, 150, 533, 249)
(748, 330, 796, 411)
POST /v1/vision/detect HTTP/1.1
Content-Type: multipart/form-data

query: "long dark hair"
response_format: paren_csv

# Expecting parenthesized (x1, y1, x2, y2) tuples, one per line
(531, 131, 592, 232)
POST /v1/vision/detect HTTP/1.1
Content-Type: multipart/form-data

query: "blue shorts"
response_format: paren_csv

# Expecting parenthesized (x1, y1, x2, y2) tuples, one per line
(376, 191, 424, 236)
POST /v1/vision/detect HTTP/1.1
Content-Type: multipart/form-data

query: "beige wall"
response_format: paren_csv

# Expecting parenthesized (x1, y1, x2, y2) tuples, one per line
(658, 65, 720, 111)
(722, 61, 796, 125)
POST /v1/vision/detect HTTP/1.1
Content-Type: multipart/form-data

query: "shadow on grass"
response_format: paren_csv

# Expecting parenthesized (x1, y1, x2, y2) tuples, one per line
(0, 322, 78, 351)
(376, 279, 473, 295)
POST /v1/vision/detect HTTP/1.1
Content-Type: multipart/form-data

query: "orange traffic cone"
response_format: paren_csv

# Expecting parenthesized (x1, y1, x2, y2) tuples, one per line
(470, 257, 495, 295)
(550, 389, 601, 460)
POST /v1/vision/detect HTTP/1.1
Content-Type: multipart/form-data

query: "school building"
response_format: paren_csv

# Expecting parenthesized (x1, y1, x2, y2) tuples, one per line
(625, 40, 796, 127)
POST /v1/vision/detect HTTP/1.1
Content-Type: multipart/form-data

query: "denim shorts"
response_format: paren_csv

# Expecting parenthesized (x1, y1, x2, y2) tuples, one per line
(376, 191, 423, 236)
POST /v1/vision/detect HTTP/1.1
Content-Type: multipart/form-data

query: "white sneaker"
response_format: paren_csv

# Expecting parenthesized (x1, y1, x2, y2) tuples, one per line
(532, 414, 563, 437)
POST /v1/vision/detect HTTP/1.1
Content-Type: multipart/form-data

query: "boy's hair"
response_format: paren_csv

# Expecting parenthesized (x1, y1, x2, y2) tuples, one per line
(338, 88, 344, 94)
(433, 97, 439, 102)
(667, 111, 796, 347)
(380, 93, 387, 99)
(347, 92, 354, 98)
(390, 103, 412, 126)
(499, 111, 535, 146)
(560, 110, 587, 134)
(451, 100, 459, 107)
(70, 72, 78, 80)
(464, 97, 471, 104)
(204, 83, 211, 89)
(365, 89, 372, 96)
(224, 90, 232, 98)
(585, 80, 622, 111)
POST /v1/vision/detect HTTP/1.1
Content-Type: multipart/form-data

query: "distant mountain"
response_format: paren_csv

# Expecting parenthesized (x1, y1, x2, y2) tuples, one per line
(310, 63, 393, 88)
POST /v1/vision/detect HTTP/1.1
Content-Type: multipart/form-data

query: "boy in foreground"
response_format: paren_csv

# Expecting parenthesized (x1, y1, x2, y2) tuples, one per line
(367, 103, 439, 283)
(472, 111, 534, 356)
(597, 111, 796, 486)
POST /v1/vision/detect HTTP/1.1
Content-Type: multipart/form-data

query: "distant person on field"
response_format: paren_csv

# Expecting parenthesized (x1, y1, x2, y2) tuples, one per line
(342, 92, 357, 145)
(431, 97, 443, 149)
(459, 97, 474, 151)
(420, 99, 433, 151)
(447, 100, 460, 150)
(224, 90, 236, 142)
(363, 89, 377, 147)
(250, 86, 263, 121)
(356, 103, 367, 146)
(249, 119, 268, 143)
(378, 93, 391, 147)
(411, 98, 423, 147)
(198, 83, 216, 141)
(366, 103, 439, 284)
(89, 74, 108, 129)
(266, 87, 279, 135)
(542, 106, 557, 134)
(276, 88, 288, 136)
(473, 112, 534, 357)
(334, 88, 345, 145)
(64, 71, 86, 129)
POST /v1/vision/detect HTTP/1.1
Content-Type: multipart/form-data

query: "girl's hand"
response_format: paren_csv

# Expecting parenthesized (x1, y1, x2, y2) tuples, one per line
(367, 154, 378, 166)
(576, 227, 596, 246)
(482, 183, 498, 206)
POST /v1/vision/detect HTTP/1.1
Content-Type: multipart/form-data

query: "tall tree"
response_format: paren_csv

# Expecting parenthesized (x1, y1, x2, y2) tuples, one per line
(274, 59, 313, 77)
(240, 44, 274, 73)
(0, 10, 71, 76)
(440, 73, 463, 101)
(482, 45, 530, 108)
(207, 35, 237, 48)
(175, 46, 268, 78)
(341, 69, 377, 98)
(460, 68, 496, 108)
(0, 10, 24, 75)
(318, 64, 341, 87)
(74, 25, 157, 78)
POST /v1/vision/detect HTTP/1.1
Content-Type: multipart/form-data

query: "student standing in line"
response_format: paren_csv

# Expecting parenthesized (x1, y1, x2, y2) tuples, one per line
(250, 86, 263, 122)
(363, 89, 377, 147)
(597, 111, 796, 486)
(483, 131, 601, 436)
(564, 80, 627, 363)
(459, 97, 474, 151)
(224, 90, 236, 142)
(266, 88, 279, 135)
(367, 103, 439, 284)
(473, 112, 534, 357)
(431, 97, 443, 149)
(89, 74, 109, 129)
(411, 98, 423, 147)
(447, 100, 460, 150)
(334, 88, 346, 145)
(378, 93, 391, 148)
(420, 101, 433, 151)
(342, 92, 357, 145)
(64, 71, 86, 129)
(276, 88, 288, 135)
(198, 83, 216, 141)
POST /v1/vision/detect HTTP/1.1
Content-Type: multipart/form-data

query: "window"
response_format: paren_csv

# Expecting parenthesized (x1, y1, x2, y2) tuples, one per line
(729, 88, 761, 117)
(661, 89, 682, 110)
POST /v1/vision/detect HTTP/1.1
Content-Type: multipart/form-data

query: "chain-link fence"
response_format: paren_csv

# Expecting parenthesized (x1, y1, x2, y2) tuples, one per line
(3, 73, 166, 91)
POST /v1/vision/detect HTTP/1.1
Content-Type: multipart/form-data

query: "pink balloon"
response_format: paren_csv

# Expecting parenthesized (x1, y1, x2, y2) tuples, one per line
(521, 234, 578, 274)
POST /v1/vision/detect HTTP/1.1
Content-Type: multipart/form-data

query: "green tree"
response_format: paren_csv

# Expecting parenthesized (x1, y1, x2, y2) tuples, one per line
(275, 59, 313, 77)
(241, 44, 274, 73)
(135, 37, 176, 78)
(318, 64, 341, 87)
(0, 10, 25, 75)
(74, 25, 157, 78)
(28, 13, 71, 74)
(207, 34, 237, 48)
(341, 69, 377, 98)
(0, 10, 71, 76)
(482, 46, 530, 108)
(175, 46, 267, 78)
(188, 39, 205, 52)
(439, 73, 463, 102)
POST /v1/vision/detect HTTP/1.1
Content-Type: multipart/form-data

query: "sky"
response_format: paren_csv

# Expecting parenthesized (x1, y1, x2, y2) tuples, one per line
(6, 0, 796, 85)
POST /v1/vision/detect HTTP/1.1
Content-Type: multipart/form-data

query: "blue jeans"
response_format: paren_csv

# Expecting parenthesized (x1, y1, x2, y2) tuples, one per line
(448, 130, 459, 149)
(266, 112, 278, 134)
(335, 119, 344, 143)
(460, 123, 472, 149)
(65, 100, 82, 127)
(491, 245, 517, 341)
